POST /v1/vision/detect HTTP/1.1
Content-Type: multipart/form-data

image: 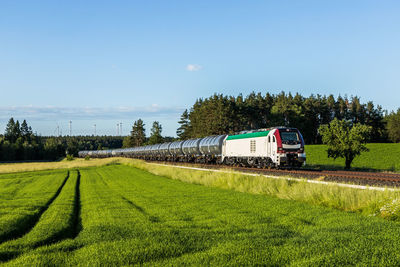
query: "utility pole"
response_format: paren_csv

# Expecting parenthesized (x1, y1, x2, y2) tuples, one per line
(116, 123, 119, 136)
(120, 122, 122, 136)
(69, 121, 72, 136)
(94, 124, 96, 136)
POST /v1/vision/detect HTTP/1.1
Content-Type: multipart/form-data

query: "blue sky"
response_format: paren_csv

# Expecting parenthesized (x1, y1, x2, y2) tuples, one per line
(1, 0, 399, 136)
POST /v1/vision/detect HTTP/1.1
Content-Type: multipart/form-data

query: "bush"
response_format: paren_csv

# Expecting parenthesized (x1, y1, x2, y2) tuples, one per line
(66, 154, 74, 161)
(84, 155, 90, 161)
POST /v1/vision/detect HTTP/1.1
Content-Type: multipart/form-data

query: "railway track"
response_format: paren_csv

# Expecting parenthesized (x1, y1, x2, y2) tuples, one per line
(148, 160, 400, 188)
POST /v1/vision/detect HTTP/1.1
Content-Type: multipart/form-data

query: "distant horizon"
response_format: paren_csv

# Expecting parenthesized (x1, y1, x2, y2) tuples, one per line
(0, 90, 397, 137)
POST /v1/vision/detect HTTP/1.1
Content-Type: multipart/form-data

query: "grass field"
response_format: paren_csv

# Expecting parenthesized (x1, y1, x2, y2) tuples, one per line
(0, 170, 68, 244)
(0, 158, 121, 174)
(0, 142, 398, 174)
(2, 164, 400, 265)
(305, 143, 400, 171)
(127, 160, 400, 219)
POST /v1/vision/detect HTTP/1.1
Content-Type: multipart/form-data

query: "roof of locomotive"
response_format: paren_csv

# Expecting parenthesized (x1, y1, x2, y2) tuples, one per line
(227, 127, 299, 141)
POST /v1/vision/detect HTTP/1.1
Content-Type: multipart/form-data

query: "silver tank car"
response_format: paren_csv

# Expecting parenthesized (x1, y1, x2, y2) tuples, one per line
(150, 144, 161, 158)
(199, 135, 227, 156)
(169, 141, 184, 156)
(182, 138, 202, 156)
(159, 142, 172, 158)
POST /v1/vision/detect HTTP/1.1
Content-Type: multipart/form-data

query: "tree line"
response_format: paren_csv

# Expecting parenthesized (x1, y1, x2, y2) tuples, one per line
(0, 118, 124, 161)
(2, 91, 399, 162)
(176, 92, 400, 144)
(123, 120, 174, 148)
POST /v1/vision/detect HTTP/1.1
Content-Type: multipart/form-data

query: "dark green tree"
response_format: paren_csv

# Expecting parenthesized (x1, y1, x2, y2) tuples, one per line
(176, 109, 191, 140)
(1, 141, 16, 161)
(386, 109, 400, 143)
(365, 102, 386, 142)
(20, 120, 32, 142)
(66, 138, 79, 156)
(148, 121, 163, 144)
(122, 136, 133, 148)
(319, 119, 371, 169)
(4, 118, 17, 143)
(336, 95, 349, 120)
(43, 138, 64, 160)
(188, 94, 235, 137)
(126, 119, 146, 147)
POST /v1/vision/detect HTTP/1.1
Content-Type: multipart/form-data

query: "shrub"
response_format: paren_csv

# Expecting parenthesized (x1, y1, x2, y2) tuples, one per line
(66, 154, 74, 161)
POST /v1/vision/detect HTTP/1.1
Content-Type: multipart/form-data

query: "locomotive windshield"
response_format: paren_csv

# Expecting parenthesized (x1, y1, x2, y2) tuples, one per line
(280, 131, 299, 142)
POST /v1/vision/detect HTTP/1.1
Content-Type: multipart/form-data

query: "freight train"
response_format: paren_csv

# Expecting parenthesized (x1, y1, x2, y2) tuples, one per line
(78, 127, 306, 168)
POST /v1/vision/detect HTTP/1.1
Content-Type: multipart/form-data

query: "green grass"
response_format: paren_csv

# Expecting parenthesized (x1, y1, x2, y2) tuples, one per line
(0, 170, 79, 261)
(305, 143, 400, 171)
(3, 164, 400, 265)
(0, 170, 69, 243)
(0, 157, 121, 174)
(127, 160, 400, 218)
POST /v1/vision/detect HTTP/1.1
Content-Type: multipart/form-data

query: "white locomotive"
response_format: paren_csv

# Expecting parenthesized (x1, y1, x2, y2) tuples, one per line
(79, 127, 306, 168)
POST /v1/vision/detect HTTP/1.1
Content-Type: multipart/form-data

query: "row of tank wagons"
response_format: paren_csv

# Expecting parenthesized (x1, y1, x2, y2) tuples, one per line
(78, 134, 227, 163)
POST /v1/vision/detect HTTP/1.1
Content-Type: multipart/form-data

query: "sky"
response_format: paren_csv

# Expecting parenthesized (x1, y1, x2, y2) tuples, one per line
(1, 0, 399, 136)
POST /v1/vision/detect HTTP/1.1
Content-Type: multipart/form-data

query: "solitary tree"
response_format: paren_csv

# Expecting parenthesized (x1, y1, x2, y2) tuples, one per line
(319, 118, 371, 169)
(148, 121, 163, 145)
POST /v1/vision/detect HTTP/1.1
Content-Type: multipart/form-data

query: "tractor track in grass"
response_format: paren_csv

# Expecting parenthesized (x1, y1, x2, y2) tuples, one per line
(0, 171, 70, 244)
(71, 170, 82, 239)
(0, 170, 83, 263)
(144, 161, 400, 188)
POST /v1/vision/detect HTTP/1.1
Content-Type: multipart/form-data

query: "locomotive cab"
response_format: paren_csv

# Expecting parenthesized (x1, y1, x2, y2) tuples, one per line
(275, 128, 306, 167)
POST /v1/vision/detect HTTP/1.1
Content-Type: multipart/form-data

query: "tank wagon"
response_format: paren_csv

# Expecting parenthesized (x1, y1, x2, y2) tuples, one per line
(78, 127, 306, 168)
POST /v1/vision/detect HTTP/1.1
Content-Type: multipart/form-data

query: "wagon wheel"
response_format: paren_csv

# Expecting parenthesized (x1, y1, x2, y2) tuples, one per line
(267, 158, 273, 169)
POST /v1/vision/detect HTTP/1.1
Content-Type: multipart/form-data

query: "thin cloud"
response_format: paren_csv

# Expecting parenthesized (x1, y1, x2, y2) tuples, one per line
(0, 105, 185, 121)
(186, 64, 203, 71)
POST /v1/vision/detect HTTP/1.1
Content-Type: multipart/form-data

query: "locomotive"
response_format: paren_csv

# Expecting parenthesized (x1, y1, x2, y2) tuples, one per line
(79, 127, 306, 168)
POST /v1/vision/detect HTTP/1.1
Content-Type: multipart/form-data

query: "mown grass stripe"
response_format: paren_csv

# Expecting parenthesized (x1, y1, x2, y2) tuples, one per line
(0, 171, 70, 244)
(0, 171, 82, 263)
(72, 170, 82, 239)
(0, 170, 67, 240)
